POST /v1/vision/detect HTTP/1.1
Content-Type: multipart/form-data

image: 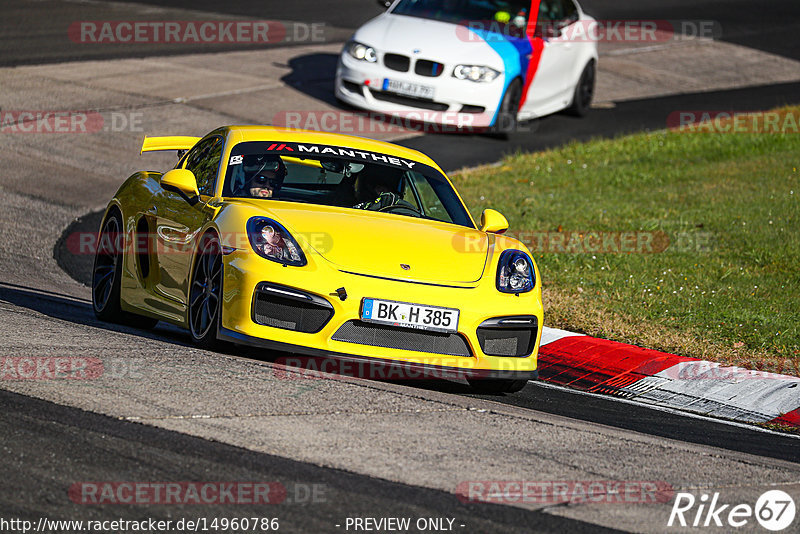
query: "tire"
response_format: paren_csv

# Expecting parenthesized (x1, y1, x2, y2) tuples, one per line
(468, 378, 529, 394)
(566, 61, 595, 117)
(92, 209, 158, 329)
(188, 232, 223, 349)
(488, 79, 522, 138)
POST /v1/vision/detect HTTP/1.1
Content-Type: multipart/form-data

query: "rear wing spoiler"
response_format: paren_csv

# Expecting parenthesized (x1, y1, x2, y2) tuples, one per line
(140, 136, 201, 155)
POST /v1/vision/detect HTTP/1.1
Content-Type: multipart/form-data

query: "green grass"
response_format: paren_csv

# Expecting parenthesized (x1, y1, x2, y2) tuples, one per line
(453, 107, 800, 366)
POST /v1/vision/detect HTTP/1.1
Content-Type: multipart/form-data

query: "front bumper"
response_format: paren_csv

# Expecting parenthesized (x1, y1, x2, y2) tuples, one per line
(335, 51, 504, 129)
(220, 248, 542, 377)
(218, 327, 538, 381)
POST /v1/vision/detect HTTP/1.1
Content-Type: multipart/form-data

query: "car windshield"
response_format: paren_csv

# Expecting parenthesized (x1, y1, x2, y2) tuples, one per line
(222, 141, 474, 228)
(391, 0, 531, 31)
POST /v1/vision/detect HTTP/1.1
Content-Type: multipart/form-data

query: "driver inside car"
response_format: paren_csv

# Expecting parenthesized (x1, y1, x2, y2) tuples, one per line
(353, 173, 413, 211)
(232, 155, 286, 198)
(247, 170, 283, 198)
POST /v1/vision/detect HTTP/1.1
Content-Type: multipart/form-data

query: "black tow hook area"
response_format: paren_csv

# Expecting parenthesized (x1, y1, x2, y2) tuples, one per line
(333, 287, 348, 301)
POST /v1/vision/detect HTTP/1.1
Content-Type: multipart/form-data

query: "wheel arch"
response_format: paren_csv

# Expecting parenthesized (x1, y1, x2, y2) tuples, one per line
(99, 201, 124, 230)
(186, 225, 223, 322)
(491, 75, 524, 127)
(189, 225, 222, 276)
(186, 225, 225, 345)
(573, 56, 596, 90)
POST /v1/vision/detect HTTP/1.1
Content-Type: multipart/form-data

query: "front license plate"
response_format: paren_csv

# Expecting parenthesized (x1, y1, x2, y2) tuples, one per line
(361, 298, 459, 333)
(383, 78, 435, 99)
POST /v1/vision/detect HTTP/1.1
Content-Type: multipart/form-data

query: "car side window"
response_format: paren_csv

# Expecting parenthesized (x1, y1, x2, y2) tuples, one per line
(538, 0, 562, 23)
(559, 0, 579, 25)
(400, 175, 422, 210)
(407, 172, 453, 223)
(539, 0, 578, 25)
(184, 136, 223, 196)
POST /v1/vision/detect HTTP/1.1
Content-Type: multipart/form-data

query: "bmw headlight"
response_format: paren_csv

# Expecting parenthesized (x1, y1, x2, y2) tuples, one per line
(497, 250, 535, 293)
(347, 41, 378, 63)
(453, 65, 500, 83)
(246, 217, 306, 266)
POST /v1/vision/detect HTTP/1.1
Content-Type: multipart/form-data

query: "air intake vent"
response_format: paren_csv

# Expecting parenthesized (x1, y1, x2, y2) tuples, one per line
(460, 104, 486, 113)
(370, 90, 449, 111)
(252, 283, 333, 333)
(384, 53, 410, 72)
(476, 316, 538, 357)
(342, 80, 363, 95)
(333, 320, 471, 357)
(415, 59, 444, 77)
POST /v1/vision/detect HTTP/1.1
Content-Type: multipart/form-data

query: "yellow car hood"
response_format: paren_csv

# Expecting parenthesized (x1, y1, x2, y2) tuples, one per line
(246, 201, 489, 285)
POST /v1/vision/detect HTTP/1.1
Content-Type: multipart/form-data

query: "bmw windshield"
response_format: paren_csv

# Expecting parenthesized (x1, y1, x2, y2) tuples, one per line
(222, 141, 474, 228)
(391, 0, 531, 31)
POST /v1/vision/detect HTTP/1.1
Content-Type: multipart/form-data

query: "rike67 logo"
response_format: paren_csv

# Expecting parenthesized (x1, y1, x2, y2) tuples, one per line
(668, 490, 796, 531)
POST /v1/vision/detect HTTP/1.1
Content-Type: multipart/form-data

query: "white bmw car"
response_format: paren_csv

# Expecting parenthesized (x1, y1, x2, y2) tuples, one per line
(335, 0, 598, 133)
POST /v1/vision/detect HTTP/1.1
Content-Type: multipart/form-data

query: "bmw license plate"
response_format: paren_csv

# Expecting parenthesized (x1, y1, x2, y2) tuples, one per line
(383, 78, 435, 99)
(361, 298, 459, 333)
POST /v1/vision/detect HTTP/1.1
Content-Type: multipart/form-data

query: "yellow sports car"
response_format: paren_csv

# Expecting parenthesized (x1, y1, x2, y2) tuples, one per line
(93, 126, 542, 392)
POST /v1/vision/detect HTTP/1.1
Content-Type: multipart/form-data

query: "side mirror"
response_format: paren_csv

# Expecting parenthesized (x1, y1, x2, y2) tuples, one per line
(377, 0, 392, 9)
(161, 168, 199, 198)
(479, 209, 509, 234)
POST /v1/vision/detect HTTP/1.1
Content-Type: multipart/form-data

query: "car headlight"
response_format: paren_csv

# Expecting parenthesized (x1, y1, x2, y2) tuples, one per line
(347, 41, 378, 63)
(453, 65, 500, 83)
(497, 250, 535, 293)
(246, 217, 306, 266)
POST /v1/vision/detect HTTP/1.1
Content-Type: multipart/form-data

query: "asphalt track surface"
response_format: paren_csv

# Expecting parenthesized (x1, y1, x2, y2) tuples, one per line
(3, 0, 799, 65)
(4, 0, 800, 531)
(3, 388, 619, 533)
